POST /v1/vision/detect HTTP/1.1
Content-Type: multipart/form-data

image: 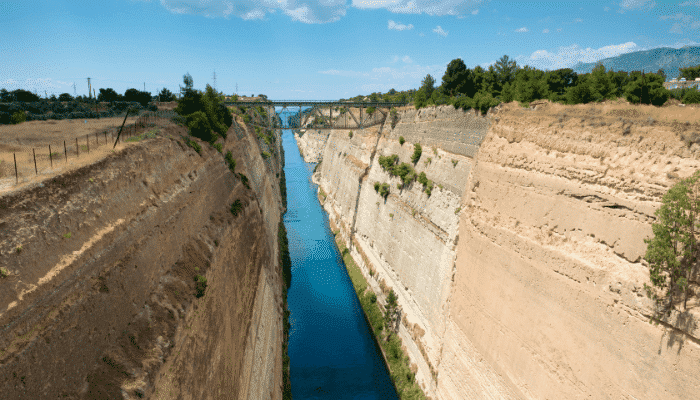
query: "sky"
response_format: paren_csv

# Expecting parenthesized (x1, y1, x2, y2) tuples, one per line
(1, 0, 699, 100)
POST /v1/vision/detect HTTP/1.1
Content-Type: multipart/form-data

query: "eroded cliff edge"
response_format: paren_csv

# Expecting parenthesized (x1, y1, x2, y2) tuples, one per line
(299, 102, 700, 399)
(0, 115, 286, 399)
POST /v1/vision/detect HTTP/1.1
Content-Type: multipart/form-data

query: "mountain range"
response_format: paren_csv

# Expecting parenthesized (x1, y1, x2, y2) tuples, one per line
(572, 46, 700, 80)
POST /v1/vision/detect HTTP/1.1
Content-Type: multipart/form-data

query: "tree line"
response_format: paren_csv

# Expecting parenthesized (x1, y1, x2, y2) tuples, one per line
(343, 56, 700, 114)
(0, 87, 178, 106)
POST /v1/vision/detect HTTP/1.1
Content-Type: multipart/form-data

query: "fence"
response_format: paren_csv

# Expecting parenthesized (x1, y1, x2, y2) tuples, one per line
(0, 110, 177, 189)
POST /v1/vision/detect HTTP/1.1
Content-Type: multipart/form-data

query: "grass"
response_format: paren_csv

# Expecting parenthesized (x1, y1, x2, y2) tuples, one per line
(63, 232, 72, 239)
(0, 267, 8, 278)
(319, 187, 327, 201)
(455, 207, 461, 214)
(16, 245, 22, 253)
(125, 128, 159, 143)
(452, 159, 458, 167)
(335, 239, 426, 399)
(213, 143, 223, 153)
(349, 131, 353, 138)
(261, 151, 271, 159)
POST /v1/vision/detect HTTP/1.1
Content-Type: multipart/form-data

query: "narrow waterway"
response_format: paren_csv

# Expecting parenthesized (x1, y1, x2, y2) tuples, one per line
(282, 127, 398, 400)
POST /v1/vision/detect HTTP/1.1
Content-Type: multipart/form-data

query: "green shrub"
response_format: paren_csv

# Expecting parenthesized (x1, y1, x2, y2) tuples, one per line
(194, 274, 208, 298)
(187, 139, 202, 154)
(378, 154, 399, 171)
(186, 111, 217, 143)
(393, 162, 416, 186)
(374, 182, 380, 192)
(399, 136, 405, 145)
(349, 131, 353, 138)
(213, 143, 223, 153)
(683, 90, 700, 104)
(378, 183, 390, 198)
(411, 143, 422, 164)
(243, 114, 252, 123)
(225, 151, 236, 173)
(63, 232, 72, 239)
(239, 173, 250, 189)
(230, 199, 243, 216)
(452, 159, 458, 167)
(455, 207, 461, 214)
(0, 267, 8, 278)
(261, 151, 270, 159)
(11, 111, 26, 124)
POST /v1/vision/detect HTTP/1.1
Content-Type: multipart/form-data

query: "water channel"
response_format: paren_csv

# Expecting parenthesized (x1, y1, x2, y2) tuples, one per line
(281, 126, 399, 400)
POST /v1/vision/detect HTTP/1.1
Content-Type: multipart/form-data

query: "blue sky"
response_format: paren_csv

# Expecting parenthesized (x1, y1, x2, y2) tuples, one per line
(2, 0, 699, 99)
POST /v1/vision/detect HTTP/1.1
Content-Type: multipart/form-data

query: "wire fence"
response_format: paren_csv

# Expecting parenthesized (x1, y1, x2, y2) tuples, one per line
(0, 110, 177, 189)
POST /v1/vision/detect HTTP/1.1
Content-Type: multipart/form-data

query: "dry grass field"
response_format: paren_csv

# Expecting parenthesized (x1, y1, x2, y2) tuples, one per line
(0, 113, 170, 194)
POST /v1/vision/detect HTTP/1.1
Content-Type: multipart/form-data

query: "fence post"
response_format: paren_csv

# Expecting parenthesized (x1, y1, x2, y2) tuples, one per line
(64, 140, 67, 163)
(33, 148, 37, 175)
(76, 138, 79, 157)
(49, 145, 53, 168)
(14, 152, 18, 184)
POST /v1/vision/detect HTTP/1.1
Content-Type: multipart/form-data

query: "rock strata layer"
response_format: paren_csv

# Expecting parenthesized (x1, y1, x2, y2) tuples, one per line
(303, 102, 700, 400)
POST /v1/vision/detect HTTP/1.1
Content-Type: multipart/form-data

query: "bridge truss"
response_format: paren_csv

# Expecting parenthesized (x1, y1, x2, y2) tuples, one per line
(225, 101, 407, 131)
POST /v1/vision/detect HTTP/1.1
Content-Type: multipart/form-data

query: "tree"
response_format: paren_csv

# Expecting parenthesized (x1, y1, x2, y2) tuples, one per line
(645, 171, 700, 318)
(588, 64, 615, 101)
(0, 88, 9, 102)
(420, 74, 436, 99)
(623, 72, 669, 106)
(678, 65, 700, 80)
(494, 55, 518, 88)
(413, 89, 428, 109)
(12, 89, 40, 102)
(384, 289, 401, 336)
(566, 79, 593, 104)
(513, 66, 549, 104)
(58, 93, 74, 102)
(124, 88, 151, 106)
(656, 68, 667, 82)
(546, 68, 578, 97)
(98, 88, 119, 103)
(442, 58, 468, 96)
(158, 88, 176, 102)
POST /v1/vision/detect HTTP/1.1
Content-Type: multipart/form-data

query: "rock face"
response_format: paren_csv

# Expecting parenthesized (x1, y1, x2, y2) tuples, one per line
(0, 118, 286, 399)
(307, 102, 700, 399)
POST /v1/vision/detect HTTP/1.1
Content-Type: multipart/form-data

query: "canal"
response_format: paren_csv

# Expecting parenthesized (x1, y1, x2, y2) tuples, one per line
(281, 127, 398, 400)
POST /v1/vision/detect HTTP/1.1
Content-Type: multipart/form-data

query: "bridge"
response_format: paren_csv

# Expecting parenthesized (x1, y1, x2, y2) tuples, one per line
(225, 101, 408, 131)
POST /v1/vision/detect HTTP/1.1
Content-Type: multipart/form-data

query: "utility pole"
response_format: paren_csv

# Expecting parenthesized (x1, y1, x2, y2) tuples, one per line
(72, 82, 77, 97)
(144, 82, 146, 92)
(87, 77, 91, 99)
(213, 70, 217, 92)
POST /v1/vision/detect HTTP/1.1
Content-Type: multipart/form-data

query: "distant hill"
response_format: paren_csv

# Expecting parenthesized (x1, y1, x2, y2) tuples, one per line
(572, 46, 700, 80)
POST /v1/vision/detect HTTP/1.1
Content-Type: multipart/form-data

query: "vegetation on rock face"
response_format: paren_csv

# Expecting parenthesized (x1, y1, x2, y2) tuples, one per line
(194, 274, 208, 298)
(411, 143, 422, 164)
(374, 181, 390, 198)
(644, 171, 700, 319)
(230, 199, 243, 216)
(225, 151, 236, 173)
(335, 239, 426, 399)
(175, 72, 233, 143)
(399, 136, 405, 145)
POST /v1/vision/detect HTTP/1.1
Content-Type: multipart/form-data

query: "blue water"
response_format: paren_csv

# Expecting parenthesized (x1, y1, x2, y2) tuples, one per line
(282, 128, 398, 400)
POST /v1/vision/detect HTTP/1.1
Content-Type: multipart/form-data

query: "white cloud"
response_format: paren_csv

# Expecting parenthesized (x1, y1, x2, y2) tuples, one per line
(402, 55, 413, 63)
(619, 0, 656, 11)
(319, 63, 445, 83)
(523, 41, 641, 70)
(557, 28, 562, 32)
(680, 0, 700, 5)
(158, 0, 347, 24)
(543, 28, 549, 33)
(471, 9, 479, 15)
(388, 19, 414, 30)
(433, 25, 448, 36)
(351, 0, 484, 16)
(661, 13, 700, 34)
(515, 27, 528, 32)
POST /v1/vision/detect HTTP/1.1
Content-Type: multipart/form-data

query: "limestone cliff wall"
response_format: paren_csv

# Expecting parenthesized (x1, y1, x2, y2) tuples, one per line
(0, 117, 285, 399)
(306, 102, 700, 399)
